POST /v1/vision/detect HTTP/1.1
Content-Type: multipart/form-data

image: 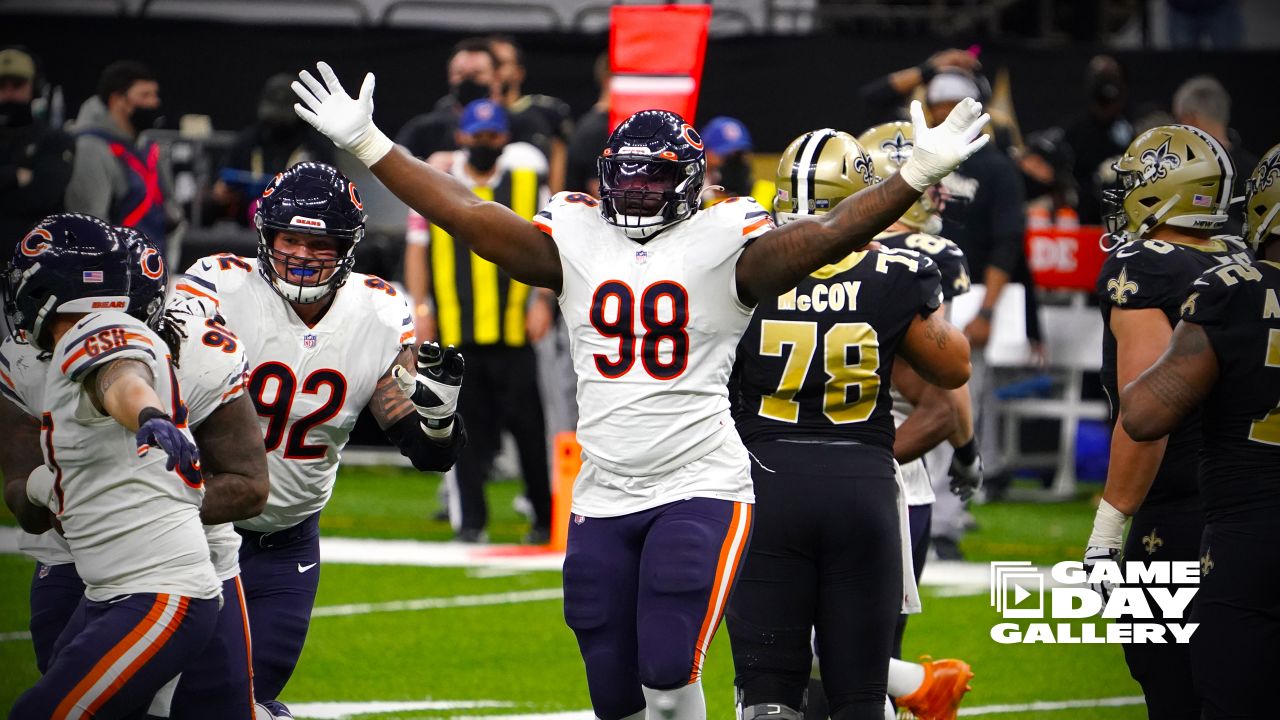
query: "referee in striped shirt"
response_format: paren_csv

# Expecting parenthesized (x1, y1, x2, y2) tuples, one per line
(404, 99, 553, 543)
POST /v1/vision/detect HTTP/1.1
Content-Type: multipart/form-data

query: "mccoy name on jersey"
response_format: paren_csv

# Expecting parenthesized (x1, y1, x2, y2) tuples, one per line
(1097, 236, 1251, 506)
(0, 312, 220, 602)
(6, 312, 250, 581)
(535, 192, 773, 516)
(735, 247, 943, 449)
(1181, 260, 1280, 522)
(174, 254, 414, 532)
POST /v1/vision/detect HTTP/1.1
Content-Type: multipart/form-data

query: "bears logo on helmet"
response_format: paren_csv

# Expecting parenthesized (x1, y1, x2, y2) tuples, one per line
(597, 110, 706, 241)
(253, 162, 366, 304)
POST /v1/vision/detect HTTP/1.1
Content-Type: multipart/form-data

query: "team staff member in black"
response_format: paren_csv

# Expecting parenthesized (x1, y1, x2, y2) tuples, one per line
(1121, 145, 1280, 720)
(404, 98, 552, 544)
(728, 129, 971, 720)
(1083, 125, 1250, 720)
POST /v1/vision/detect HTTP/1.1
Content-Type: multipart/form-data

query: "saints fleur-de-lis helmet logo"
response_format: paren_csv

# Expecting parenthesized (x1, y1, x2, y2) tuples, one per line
(1140, 138, 1182, 181)
(1107, 266, 1140, 305)
(880, 131, 913, 166)
(851, 148, 876, 186)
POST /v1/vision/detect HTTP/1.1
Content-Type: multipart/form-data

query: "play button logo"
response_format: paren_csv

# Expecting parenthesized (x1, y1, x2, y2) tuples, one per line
(1013, 583, 1032, 606)
(990, 562, 1046, 618)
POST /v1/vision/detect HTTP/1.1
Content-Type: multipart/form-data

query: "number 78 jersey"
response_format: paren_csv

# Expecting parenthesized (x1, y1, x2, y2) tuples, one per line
(538, 193, 773, 503)
(175, 254, 415, 532)
(734, 247, 943, 449)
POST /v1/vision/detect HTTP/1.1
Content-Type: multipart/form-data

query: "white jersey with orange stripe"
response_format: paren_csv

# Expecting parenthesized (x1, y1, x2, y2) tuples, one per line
(173, 255, 415, 532)
(535, 192, 772, 516)
(9, 314, 251, 579)
(5, 311, 220, 602)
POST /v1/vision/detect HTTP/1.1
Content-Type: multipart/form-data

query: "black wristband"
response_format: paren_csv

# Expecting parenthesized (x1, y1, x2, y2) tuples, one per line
(917, 62, 937, 83)
(977, 307, 994, 321)
(137, 407, 171, 426)
(953, 437, 979, 465)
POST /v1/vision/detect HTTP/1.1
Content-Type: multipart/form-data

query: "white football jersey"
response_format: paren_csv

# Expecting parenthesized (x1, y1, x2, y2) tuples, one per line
(889, 389, 936, 506)
(535, 193, 774, 516)
(1, 313, 219, 602)
(175, 255, 414, 532)
(6, 315, 251, 579)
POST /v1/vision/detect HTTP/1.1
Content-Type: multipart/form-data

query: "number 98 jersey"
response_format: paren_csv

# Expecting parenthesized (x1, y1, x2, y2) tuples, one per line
(174, 255, 415, 532)
(734, 247, 943, 449)
(536, 192, 773, 516)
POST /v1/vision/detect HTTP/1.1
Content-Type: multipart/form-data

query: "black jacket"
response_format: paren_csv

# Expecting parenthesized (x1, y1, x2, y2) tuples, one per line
(0, 118, 74, 247)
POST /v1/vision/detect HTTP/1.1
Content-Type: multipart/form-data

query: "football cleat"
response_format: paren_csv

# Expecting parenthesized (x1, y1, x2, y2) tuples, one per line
(895, 657, 973, 720)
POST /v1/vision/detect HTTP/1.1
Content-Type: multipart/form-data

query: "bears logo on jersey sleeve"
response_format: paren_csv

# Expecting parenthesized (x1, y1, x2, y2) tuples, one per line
(55, 311, 160, 383)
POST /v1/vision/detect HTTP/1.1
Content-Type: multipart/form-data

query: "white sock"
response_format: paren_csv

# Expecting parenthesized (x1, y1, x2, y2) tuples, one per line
(643, 681, 705, 720)
(883, 695, 896, 720)
(886, 657, 926, 697)
(601, 712, 644, 720)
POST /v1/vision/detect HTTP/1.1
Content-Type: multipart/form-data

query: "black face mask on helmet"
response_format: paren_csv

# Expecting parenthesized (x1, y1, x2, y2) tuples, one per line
(451, 79, 490, 107)
(0, 100, 32, 128)
(468, 144, 502, 173)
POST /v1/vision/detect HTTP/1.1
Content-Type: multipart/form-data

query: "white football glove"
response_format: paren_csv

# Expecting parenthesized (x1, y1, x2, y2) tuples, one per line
(291, 61, 394, 167)
(391, 341, 464, 439)
(899, 98, 991, 191)
(167, 295, 220, 320)
(1083, 498, 1127, 602)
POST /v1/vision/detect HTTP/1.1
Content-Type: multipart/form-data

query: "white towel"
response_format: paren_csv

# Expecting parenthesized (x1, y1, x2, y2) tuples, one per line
(895, 459, 923, 614)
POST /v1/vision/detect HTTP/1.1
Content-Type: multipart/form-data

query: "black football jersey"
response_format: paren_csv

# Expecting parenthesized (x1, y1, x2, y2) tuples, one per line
(734, 247, 943, 449)
(875, 230, 971, 300)
(1097, 236, 1252, 506)
(1181, 260, 1280, 522)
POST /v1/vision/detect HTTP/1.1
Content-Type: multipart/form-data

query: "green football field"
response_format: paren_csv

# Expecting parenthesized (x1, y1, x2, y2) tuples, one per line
(0, 467, 1146, 719)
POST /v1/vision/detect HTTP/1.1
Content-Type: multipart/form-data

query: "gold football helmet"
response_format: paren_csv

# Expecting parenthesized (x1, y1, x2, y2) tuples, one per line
(858, 121, 943, 234)
(1243, 143, 1280, 254)
(1103, 124, 1235, 246)
(774, 129, 878, 225)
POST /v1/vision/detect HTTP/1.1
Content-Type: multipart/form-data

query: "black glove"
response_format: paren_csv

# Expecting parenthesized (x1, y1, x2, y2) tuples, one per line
(948, 437, 983, 501)
(392, 342, 464, 436)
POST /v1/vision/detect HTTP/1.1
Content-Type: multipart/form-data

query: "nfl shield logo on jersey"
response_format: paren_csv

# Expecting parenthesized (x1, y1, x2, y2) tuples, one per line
(303, 333, 318, 349)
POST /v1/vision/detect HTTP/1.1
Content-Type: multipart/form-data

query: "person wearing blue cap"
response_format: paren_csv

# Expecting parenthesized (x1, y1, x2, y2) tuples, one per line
(700, 116, 776, 211)
(402, 97, 553, 545)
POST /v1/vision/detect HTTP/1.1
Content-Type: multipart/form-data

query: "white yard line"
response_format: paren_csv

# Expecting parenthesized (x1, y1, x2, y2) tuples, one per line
(290, 700, 512, 719)
(0, 630, 31, 642)
(311, 588, 563, 618)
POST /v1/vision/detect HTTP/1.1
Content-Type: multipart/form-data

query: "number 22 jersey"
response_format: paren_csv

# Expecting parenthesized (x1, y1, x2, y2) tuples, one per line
(174, 255, 415, 532)
(536, 193, 774, 516)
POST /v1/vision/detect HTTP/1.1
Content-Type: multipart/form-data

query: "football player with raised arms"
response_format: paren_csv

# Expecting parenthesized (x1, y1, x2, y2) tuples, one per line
(289, 61, 988, 720)
(1121, 145, 1280, 719)
(169, 162, 466, 719)
(1083, 125, 1250, 720)
(728, 130, 970, 720)
(1, 221, 271, 719)
(1, 214, 222, 718)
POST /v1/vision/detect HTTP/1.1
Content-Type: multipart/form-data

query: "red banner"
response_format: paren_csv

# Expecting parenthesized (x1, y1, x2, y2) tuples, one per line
(1025, 223, 1109, 292)
(609, 4, 712, 132)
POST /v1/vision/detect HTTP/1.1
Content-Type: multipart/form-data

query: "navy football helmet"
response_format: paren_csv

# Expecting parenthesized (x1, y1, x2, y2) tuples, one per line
(116, 226, 169, 329)
(598, 109, 706, 240)
(254, 162, 366, 304)
(2, 214, 142, 350)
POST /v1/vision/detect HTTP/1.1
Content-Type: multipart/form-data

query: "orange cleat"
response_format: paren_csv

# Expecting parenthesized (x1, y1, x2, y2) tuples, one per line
(895, 657, 973, 720)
